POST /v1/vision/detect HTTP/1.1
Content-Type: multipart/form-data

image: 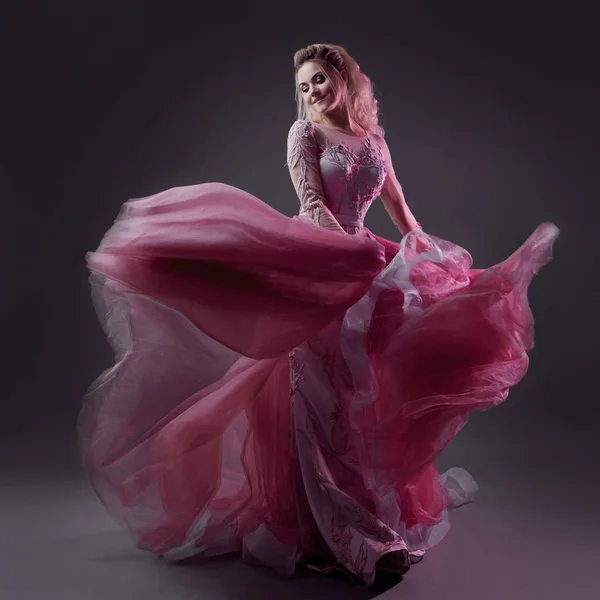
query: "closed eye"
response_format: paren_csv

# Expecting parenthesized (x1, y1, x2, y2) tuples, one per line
(299, 72, 326, 94)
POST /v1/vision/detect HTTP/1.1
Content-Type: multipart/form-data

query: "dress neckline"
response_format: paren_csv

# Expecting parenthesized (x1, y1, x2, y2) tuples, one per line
(310, 121, 368, 139)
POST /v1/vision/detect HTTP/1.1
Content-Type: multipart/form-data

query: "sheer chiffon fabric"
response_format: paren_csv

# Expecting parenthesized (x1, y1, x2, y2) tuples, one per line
(80, 179, 558, 587)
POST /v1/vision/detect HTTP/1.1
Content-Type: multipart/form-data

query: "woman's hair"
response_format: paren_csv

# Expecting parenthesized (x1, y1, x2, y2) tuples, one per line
(293, 43, 383, 137)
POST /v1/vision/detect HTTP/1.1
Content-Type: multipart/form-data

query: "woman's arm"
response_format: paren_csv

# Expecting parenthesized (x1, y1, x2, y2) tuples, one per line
(286, 120, 347, 233)
(378, 136, 422, 236)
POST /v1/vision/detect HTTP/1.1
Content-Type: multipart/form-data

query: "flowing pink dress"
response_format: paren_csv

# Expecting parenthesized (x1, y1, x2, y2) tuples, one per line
(79, 120, 559, 587)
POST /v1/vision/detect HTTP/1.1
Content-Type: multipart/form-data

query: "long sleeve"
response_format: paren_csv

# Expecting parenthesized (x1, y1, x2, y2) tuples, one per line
(286, 120, 346, 233)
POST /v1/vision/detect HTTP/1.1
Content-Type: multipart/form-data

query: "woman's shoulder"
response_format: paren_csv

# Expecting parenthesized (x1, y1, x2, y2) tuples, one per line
(368, 130, 388, 153)
(287, 119, 317, 139)
(368, 129, 385, 144)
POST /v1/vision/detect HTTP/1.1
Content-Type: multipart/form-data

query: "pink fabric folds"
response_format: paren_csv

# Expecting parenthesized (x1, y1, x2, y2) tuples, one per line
(337, 225, 558, 555)
(79, 181, 559, 587)
(87, 183, 386, 359)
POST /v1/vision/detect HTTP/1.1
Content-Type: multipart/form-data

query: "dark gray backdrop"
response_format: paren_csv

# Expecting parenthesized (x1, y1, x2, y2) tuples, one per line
(2, 3, 598, 599)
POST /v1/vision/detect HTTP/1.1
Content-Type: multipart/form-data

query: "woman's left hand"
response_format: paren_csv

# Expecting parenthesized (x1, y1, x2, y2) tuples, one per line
(415, 232, 433, 253)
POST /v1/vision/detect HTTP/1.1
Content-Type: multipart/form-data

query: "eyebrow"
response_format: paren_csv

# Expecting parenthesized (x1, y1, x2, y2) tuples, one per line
(298, 71, 324, 88)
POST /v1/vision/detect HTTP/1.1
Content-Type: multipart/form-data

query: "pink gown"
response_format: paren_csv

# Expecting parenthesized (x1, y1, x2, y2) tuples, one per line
(79, 120, 559, 588)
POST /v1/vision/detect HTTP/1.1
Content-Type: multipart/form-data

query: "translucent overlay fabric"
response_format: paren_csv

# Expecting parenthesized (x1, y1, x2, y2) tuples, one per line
(79, 121, 559, 587)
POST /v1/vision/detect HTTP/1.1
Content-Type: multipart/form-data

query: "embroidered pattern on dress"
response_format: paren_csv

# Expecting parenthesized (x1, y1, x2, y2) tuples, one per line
(316, 130, 386, 230)
(287, 120, 387, 234)
(286, 121, 409, 586)
(288, 349, 305, 407)
(287, 121, 341, 230)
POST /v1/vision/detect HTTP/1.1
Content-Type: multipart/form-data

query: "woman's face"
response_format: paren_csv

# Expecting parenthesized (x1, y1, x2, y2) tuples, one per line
(297, 61, 339, 116)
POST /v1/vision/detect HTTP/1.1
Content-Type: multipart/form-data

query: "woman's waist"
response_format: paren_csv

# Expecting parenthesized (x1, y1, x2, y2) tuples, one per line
(333, 213, 364, 229)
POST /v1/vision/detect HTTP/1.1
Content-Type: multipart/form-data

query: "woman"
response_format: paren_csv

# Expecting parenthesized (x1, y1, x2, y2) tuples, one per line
(79, 43, 559, 588)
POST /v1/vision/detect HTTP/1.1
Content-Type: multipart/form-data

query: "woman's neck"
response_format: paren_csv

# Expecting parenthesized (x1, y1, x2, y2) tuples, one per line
(315, 108, 365, 136)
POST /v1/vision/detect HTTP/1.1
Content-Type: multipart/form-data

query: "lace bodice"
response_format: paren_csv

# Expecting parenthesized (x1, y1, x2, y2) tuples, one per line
(287, 120, 387, 234)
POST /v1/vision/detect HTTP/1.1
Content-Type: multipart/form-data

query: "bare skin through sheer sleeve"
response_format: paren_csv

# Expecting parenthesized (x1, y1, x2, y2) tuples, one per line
(286, 120, 347, 233)
(377, 135, 421, 235)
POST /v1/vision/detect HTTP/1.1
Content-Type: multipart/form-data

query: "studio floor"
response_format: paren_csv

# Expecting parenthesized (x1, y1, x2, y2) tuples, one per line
(1, 421, 597, 600)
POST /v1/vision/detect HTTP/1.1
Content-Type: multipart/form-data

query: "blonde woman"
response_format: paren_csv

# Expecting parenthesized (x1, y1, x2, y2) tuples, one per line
(80, 43, 558, 588)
